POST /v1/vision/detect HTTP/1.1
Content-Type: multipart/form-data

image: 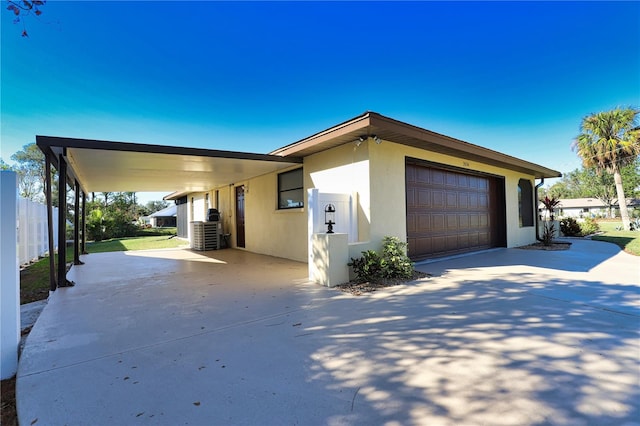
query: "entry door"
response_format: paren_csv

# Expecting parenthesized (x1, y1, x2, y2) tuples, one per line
(235, 185, 245, 248)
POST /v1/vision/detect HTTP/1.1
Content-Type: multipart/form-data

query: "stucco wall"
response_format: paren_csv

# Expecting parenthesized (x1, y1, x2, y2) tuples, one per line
(209, 186, 234, 236)
(305, 142, 371, 244)
(243, 168, 308, 262)
(367, 139, 538, 249)
(205, 175, 307, 262)
(183, 138, 540, 263)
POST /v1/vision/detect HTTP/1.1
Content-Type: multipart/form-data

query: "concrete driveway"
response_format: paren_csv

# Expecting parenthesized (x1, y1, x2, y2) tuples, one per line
(18, 240, 639, 425)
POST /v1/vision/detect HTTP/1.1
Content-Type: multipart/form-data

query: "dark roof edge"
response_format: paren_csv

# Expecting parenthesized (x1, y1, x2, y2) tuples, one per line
(268, 111, 561, 179)
(268, 111, 372, 156)
(36, 135, 303, 164)
(368, 113, 562, 179)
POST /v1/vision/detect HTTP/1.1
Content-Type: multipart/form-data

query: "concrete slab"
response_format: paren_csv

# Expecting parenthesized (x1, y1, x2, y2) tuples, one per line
(17, 242, 640, 425)
(21, 300, 47, 331)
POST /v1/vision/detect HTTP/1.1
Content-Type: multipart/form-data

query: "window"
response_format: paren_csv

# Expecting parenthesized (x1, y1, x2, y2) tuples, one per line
(518, 179, 534, 227)
(278, 168, 304, 209)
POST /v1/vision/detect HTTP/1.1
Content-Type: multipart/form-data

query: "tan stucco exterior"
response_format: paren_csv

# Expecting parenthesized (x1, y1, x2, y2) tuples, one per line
(182, 135, 539, 264)
(206, 167, 308, 263)
(367, 139, 538, 249)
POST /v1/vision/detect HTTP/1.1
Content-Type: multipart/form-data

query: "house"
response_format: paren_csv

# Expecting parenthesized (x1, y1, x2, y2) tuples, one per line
(163, 112, 560, 264)
(148, 204, 177, 228)
(36, 112, 561, 289)
(547, 198, 640, 219)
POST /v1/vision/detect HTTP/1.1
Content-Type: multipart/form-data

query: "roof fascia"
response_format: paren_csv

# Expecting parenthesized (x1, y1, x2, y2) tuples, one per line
(35, 141, 88, 195)
(268, 111, 561, 179)
(367, 113, 561, 179)
(36, 135, 303, 164)
(269, 112, 372, 156)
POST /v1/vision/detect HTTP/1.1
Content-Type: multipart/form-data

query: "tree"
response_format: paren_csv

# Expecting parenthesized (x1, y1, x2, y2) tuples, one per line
(547, 169, 587, 199)
(581, 167, 618, 218)
(101, 192, 112, 207)
(0, 158, 12, 170)
(10, 143, 46, 202)
(6, 0, 47, 37)
(620, 158, 640, 198)
(573, 107, 640, 230)
(145, 200, 169, 214)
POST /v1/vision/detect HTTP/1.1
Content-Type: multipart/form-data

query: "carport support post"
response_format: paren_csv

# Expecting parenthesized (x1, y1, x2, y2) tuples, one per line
(57, 154, 72, 287)
(45, 156, 57, 291)
(81, 192, 87, 254)
(0, 171, 20, 379)
(73, 180, 83, 266)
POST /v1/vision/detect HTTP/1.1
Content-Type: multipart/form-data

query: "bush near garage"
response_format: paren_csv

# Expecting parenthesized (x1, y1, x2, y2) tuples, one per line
(349, 236, 414, 283)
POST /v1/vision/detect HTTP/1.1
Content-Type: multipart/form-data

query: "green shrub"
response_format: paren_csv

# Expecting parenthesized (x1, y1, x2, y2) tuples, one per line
(379, 236, 414, 279)
(560, 217, 582, 237)
(348, 250, 381, 283)
(348, 236, 414, 283)
(580, 217, 600, 236)
(86, 209, 105, 241)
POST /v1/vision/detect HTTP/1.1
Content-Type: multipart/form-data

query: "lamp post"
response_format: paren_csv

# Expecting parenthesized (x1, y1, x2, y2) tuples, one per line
(324, 204, 335, 234)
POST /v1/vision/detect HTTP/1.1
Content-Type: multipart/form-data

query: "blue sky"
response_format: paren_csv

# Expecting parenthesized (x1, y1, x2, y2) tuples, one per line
(2, 1, 639, 201)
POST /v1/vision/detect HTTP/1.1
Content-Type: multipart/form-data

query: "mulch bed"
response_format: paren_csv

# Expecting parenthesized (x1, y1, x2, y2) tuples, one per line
(336, 270, 431, 296)
(517, 241, 572, 251)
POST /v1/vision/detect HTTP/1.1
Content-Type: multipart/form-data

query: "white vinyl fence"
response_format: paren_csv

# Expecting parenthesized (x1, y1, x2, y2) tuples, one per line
(17, 197, 58, 265)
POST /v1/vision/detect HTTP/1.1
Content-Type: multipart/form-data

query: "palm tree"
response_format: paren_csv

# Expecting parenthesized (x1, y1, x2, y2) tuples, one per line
(573, 107, 640, 230)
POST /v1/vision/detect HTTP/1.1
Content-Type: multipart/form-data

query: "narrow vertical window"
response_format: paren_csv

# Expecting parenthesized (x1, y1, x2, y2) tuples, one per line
(518, 179, 534, 227)
(278, 168, 304, 209)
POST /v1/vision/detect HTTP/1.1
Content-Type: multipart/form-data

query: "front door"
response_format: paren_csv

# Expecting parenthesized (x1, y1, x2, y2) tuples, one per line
(235, 185, 245, 248)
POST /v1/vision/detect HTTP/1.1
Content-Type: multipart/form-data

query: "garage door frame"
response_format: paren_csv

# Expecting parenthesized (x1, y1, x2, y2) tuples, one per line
(405, 157, 506, 260)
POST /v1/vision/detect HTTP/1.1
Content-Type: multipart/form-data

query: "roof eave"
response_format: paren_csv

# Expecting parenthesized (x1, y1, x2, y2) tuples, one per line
(269, 112, 562, 179)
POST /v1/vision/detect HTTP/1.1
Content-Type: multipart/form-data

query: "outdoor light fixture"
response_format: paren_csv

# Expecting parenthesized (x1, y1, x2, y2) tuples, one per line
(324, 204, 336, 234)
(355, 135, 381, 146)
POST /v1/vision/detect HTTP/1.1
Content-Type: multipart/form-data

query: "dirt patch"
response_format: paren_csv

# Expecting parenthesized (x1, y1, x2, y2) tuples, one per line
(336, 270, 431, 296)
(1, 375, 17, 426)
(517, 242, 572, 251)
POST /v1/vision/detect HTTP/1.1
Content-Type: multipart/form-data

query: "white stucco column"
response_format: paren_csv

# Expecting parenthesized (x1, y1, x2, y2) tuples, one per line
(1, 171, 20, 379)
(310, 233, 349, 287)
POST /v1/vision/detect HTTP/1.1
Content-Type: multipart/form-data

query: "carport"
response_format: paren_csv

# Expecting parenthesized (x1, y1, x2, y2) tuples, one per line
(36, 135, 302, 290)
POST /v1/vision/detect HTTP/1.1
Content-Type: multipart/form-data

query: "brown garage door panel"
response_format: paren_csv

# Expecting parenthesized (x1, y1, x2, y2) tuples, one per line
(406, 162, 502, 260)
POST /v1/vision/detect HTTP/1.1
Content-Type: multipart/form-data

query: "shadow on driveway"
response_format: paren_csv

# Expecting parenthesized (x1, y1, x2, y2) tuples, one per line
(17, 242, 639, 425)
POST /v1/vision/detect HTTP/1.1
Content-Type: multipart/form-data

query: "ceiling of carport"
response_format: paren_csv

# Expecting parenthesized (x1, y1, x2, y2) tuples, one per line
(36, 136, 302, 194)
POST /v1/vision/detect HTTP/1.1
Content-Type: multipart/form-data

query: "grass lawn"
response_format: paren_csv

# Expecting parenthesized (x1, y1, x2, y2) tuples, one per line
(591, 220, 640, 256)
(20, 233, 188, 304)
(87, 235, 188, 253)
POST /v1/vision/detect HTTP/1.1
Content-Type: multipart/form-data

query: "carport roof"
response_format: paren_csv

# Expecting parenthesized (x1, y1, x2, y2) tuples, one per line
(271, 111, 562, 179)
(37, 112, 561, 197)
(36, 136, 302, 195)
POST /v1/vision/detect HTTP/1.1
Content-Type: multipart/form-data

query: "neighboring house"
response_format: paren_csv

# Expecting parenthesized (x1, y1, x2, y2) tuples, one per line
(547, 198, 640, 218)
(164, 112, 561, 262)
(148, 204, 177, 228)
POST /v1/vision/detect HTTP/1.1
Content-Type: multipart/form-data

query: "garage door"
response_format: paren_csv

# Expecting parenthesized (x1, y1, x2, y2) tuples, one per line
(406, 161, 505, 260)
